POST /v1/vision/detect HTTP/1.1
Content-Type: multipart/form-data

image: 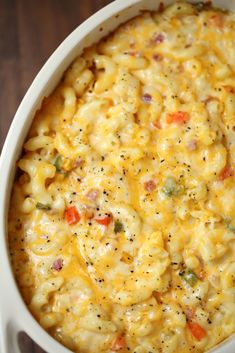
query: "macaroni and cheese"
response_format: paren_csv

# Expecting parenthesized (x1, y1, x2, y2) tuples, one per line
(8, 2, 235, 352)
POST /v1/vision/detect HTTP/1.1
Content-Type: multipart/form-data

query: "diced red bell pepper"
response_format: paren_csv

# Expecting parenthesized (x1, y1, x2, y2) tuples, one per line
(187, 322, 207, 341)
(166, 111, 189, 124)
(219, 166, 233, 181)
(111, 335, 126, 351)
(95, 215, 112, 226)
(65, 206, 80, 225)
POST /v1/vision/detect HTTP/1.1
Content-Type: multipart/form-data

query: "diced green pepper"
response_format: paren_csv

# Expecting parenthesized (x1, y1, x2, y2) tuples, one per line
(228, 222, 235, 233)
(114, 220, 124, 234)
(36, 202, 51, 211)
(224, 217, 235, 233)
(162, 177, 183, 197)
(179, 269, 198, 287)
(54, 155, 62, 172)
(54, 155, 68, 176)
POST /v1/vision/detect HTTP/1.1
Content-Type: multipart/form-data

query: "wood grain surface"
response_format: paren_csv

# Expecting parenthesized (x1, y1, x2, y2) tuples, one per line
(0, 1, 113, 352)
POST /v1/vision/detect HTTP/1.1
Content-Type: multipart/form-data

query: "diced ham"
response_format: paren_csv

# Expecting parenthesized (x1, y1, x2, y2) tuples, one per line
(187, 140, 197, 151)
(153, 54, 162, 62)
(185, 307, 196, 321)
(86, 189, 99, 201)
(73, 159, 84, 168)
(154, 33, 164, 44)
(142, 93, 152, 103)
(144, 180, 157, 192)
(52, 258, 63, 271)
(209, 14, 224, 28)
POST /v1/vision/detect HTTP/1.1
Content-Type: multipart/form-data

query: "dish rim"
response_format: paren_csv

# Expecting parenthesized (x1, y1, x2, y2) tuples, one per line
(0, 0, 235, 352)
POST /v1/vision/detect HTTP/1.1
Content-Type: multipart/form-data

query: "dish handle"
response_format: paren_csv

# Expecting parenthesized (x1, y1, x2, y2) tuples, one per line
(0, 318, 22, 353)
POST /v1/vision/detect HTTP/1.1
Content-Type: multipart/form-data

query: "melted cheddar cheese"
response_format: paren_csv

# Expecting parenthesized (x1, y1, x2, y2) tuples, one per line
(9, 2, 235, 353)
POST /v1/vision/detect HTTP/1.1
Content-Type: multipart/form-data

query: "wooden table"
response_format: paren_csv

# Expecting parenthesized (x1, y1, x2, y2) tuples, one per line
(0, 1, 112, 352)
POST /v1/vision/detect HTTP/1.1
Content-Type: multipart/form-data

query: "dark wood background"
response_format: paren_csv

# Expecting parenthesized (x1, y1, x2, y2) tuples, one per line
(0, 0, 113, 352)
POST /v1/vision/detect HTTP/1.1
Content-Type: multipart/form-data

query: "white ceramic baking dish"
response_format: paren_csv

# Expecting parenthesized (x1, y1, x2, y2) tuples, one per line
(0, 0, 235, 352)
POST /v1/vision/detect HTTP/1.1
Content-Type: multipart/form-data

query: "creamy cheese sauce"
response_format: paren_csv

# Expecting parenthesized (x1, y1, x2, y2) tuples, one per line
(9, 2, 235, 352)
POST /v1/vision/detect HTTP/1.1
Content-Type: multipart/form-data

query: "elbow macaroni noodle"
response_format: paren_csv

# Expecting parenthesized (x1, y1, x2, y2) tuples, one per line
(8, 2, 235, 353)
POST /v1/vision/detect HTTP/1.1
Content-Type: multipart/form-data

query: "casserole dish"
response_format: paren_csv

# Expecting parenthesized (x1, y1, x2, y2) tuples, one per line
(0, 0, 235, 352)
